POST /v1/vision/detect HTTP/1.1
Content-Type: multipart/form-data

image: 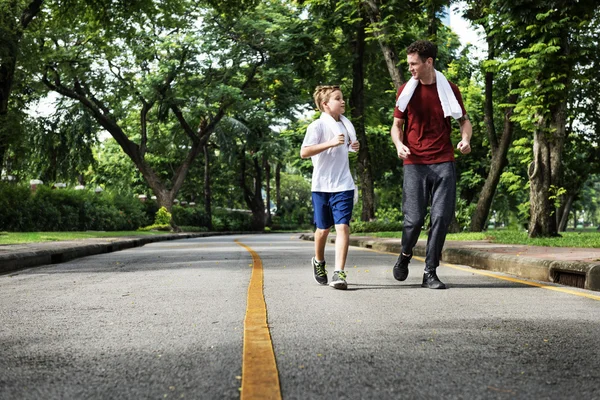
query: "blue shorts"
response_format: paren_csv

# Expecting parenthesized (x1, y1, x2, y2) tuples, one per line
(312, 190, 354, 229)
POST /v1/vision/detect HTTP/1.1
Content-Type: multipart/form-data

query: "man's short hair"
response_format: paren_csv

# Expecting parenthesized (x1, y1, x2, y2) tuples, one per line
(406, 40, 437, 63)
(313, 85, 340, 112)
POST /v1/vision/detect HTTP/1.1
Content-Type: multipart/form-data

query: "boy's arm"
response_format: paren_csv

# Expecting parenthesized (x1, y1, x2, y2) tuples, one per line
(300, 134, 345, 159)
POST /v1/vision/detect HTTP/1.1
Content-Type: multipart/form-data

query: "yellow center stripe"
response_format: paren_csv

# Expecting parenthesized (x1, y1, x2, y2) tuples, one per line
(235, 240, 282, 400)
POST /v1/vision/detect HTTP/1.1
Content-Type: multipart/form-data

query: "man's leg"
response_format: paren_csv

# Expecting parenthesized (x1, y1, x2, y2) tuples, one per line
(394, 164, 428, 281)
(422, 162, 456, 289)
(425, 162, 456, 272)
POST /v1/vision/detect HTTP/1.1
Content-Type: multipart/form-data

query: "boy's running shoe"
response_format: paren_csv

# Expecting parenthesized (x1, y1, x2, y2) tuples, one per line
(312, 257, 328, 285)
(329, 270, 348, 290)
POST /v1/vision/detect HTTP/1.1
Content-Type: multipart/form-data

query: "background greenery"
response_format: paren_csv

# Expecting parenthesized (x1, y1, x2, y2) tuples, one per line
(1, 0, 599, 238)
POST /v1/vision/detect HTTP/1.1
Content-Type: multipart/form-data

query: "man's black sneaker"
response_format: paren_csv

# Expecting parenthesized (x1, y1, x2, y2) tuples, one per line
(330, 270, 348, 290)
(312, 257, 328, 285)
(421, 271, 446, 289)
(393, 253, 412, 281)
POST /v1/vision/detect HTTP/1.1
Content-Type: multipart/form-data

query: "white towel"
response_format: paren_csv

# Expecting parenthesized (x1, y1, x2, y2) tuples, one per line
(319, 113, 358, 152)
(395, 70, 463, 119)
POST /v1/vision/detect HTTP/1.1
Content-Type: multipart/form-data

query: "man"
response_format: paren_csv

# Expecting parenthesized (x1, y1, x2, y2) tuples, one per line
(390, 40, 472, 289)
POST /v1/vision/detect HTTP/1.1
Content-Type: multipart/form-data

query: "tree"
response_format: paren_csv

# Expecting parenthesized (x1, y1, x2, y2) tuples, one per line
(0, 0, 43, 170)
(462, 0, 520, 232)
(36, 0, 269, 217)
(499, 0, 598, 237)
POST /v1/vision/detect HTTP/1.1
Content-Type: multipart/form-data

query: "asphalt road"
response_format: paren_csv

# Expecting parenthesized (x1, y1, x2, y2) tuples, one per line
(1, 233, 599, 399)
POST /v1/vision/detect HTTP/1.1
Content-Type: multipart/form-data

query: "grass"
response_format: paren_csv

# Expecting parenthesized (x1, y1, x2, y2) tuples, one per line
(364, 229, 600, 248)
(0, 231, 168, 245)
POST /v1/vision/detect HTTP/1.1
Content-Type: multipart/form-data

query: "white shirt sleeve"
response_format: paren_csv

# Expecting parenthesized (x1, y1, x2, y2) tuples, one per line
(302, 120, 323, 147)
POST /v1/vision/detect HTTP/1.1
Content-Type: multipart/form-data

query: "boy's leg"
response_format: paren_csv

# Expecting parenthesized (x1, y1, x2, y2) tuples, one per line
(333, 223, 349, 271)
(314, 227, 330, 262)
(329, 190, 354, 290)
(312, 192, 334, 285)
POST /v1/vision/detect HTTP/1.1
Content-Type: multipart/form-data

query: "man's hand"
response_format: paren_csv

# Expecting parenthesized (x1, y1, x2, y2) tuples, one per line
(396, 142, 411, 159)
(457, 139, 471, 154)
(350, 140, 360, 151)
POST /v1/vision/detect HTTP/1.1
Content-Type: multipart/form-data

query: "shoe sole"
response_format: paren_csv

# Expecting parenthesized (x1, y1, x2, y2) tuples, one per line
(421, 283, 447, 289)
(393, 267, 409, 281)
(314, 276, 328, 285)
(329, 282, 347, 290)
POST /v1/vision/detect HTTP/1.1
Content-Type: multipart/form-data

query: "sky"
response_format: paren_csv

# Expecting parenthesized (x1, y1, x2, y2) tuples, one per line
(449, 2, 487, 57)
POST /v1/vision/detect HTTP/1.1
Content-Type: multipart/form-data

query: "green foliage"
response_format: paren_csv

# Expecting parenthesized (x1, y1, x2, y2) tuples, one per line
(172, 206, 210, 228)
(138, 224, 171, 232)
(374, 207, 403, 223)
(212, 209, 254, 231)
(366, 229, 600, 248)
(154, 207, 172, 225)
(350, 220, 403, 233)
(0, 182, 149, 231)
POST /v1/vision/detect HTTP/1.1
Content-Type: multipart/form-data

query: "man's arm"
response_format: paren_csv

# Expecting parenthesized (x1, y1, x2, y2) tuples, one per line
(390, 117, 410, 159)
(456, 115, 472, 154)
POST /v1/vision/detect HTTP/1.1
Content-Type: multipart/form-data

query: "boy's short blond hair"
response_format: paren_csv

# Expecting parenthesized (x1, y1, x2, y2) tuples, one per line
(313, 85, 341, 112)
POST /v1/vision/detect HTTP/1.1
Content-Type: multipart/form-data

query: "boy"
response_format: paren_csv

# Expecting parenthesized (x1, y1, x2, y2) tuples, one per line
(300, 85, 360, 290)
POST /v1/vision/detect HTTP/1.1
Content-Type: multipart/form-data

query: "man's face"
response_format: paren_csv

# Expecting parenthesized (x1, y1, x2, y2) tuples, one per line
(407, 53, 432, 81)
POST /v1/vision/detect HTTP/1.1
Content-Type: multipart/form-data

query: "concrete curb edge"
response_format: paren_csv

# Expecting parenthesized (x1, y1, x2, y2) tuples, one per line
(299, 233, 600, 292)
(0, 232, 245, 275)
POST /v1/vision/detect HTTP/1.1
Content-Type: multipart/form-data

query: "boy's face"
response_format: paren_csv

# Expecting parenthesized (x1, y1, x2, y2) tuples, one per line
(323, 89, 345, 117)
(407, 53, 433, 81)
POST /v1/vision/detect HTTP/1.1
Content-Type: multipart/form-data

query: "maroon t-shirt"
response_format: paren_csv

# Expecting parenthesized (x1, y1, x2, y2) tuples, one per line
(393, 81, 466, 165)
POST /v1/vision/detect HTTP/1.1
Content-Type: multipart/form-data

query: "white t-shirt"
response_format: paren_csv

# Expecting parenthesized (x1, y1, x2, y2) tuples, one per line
(302, 118, 356, 193)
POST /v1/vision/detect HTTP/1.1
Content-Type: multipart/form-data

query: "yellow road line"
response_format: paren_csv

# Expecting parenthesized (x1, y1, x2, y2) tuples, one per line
(353, 246, 600, 301)
(235, 240, 282, 400)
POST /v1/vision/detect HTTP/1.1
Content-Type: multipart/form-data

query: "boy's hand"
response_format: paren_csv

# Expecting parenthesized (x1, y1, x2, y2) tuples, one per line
(329, 134, 345, 148)
(350, 141, 360, 151)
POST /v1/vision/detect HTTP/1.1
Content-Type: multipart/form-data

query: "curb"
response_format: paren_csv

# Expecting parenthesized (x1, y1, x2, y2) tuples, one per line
(0, 232, 243, 275)
(299, 234, 600, 292)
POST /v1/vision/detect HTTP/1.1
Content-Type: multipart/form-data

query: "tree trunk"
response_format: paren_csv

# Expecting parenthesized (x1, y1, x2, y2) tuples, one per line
(350, 9, 375, 221)
(558, 194, 574, 232)
(528, 101, 568, 238)
(203, 143, 213, 230)
(264, 156, 272, 227)
(470, 96, 517, 231)
(0, 0, 43, 169)
(240, 149, 265, 231)
(275, 162, 281, 214)
(528, 122, 555, 237)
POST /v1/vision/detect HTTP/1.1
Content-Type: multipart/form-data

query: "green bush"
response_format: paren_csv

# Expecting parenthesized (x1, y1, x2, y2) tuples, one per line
(172, 206, 210, 227)
(0, 183, 34, 231)
(350, 220, 403, 233)
(0, 182, 148, 231)
(154, 207, 172, 225)
(212, 208, 253, 231)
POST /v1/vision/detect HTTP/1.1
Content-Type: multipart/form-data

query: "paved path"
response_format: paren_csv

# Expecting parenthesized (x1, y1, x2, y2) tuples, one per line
(1, 234, 599, 399)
